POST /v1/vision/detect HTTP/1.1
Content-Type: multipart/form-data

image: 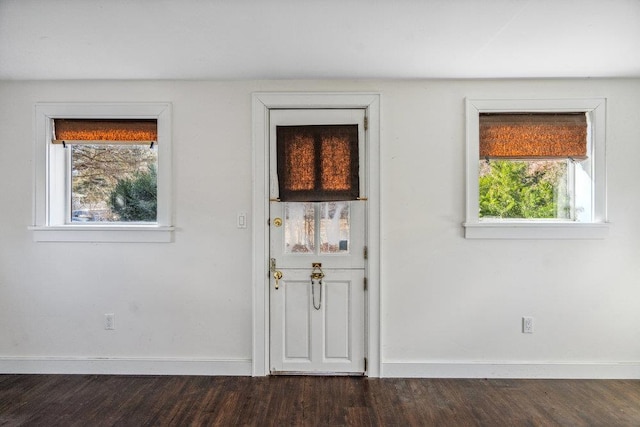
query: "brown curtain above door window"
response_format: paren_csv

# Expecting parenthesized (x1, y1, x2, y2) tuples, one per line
(277, 125, 359, 202)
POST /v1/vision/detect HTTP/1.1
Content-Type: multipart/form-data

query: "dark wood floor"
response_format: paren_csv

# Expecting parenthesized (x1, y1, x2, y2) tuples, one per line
(1, 375, 639, 426)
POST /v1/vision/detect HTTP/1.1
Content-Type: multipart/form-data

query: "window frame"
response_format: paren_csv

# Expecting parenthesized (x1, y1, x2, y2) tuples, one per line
(32, 103, 173, 242)
(464, 98, 608, 239)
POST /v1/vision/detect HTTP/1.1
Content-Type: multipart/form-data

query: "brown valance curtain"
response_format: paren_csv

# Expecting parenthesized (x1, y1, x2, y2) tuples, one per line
(52, 119, 157, 144)
(480, 113, 587, 159)
(277, 125, 359, 202)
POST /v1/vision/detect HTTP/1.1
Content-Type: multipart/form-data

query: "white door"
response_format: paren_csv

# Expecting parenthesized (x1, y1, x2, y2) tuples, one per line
(269, 109, 367, 375)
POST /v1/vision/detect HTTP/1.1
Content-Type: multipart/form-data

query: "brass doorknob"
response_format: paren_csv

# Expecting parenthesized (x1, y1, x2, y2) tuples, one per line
(273, 270, 283, 289)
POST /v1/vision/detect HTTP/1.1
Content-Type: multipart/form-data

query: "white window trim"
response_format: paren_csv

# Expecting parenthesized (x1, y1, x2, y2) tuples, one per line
(464, 98, 608, 239)
(31, 103, 174, 243)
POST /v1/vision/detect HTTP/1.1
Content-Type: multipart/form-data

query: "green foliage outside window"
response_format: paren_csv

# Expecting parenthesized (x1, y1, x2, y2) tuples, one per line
(109, 165, 158, 221)
(479, 160, 570, 219)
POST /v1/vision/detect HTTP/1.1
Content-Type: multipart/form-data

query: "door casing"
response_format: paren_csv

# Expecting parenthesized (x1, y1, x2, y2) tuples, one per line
(251, 92, 381, 377)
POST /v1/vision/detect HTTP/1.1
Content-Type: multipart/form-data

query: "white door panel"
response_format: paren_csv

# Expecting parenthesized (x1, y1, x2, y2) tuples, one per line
(270, 268, 364, 373)
(269, 108, 367, 375)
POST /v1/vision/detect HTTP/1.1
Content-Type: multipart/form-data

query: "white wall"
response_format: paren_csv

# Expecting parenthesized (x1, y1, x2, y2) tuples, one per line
(1, 79, 639, 377)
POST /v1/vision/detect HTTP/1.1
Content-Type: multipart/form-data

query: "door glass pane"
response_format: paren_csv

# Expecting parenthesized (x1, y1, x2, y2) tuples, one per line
(320, 202, 350, 253)
(281, 130, 316, 191)
(284, 202, 315, 253)
(320, 132, 353, 191)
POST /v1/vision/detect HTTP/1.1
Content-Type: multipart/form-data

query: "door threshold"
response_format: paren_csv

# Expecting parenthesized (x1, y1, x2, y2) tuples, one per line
(270, 371, 366, 377)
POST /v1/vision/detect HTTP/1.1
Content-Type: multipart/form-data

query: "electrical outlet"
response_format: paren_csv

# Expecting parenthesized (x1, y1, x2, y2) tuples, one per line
(522, 316, 534, 334)
(104, 313, 115, 330)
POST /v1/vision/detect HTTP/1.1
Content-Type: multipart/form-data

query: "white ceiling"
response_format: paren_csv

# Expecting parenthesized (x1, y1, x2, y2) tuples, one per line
(1, 0, 639, 80)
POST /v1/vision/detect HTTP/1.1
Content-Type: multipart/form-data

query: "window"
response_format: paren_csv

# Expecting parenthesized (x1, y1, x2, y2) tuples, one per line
(479, 113, 587, 221)
(464, 99, 608, 239)
(56, 119, 158, 223)
(275, 123, 360, 254)
(32, 103, 173, 242)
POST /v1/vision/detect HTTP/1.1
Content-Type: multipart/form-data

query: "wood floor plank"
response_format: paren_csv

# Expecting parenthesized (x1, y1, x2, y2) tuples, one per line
(1, 375, 640, 426)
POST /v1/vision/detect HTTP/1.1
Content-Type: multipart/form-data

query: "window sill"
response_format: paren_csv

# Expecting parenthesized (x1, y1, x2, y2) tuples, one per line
(463, 222, 610, 240)
(29, 225, 174, 243)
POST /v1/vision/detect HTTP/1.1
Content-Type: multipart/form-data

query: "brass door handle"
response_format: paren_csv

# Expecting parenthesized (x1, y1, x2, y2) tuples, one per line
(310, 263, 324, 281)
(273, 270, 283, 289)
(310, 263, 324, 310)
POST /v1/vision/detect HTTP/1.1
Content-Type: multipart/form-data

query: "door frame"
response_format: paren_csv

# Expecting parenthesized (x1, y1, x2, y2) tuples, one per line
(251, 92, 381, 377)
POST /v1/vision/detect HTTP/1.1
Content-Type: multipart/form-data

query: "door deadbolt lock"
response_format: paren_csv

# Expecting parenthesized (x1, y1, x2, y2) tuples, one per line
(273, 217, 282, 227)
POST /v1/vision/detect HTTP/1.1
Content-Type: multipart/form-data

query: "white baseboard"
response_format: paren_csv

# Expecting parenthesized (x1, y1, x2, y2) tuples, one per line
(3, 358, 637, 379)
(0, 357, 252, 376)
(382, 362, 640, 379)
